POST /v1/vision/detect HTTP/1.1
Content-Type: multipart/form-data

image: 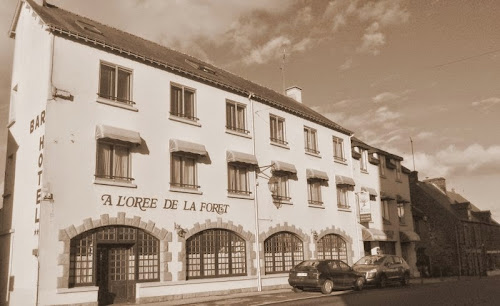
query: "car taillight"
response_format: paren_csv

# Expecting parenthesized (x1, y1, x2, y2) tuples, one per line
(311, 271, 320, 279)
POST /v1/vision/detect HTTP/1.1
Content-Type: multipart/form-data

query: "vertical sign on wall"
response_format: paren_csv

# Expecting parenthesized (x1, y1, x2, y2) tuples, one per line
(30, 110, 45, 236)
(358, 191, 371, 223)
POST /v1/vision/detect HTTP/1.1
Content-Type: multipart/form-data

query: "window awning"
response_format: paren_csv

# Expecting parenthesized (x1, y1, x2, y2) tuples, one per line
(170, 139, 208, 156)
(380, 191, 395, 201)
(306, 169, 329, 181)
(361, 227, 396, 241)
(95, 125, 141, 145)
(226, 150, 258, 166)
(400, 231, 420, 242)
(396, 194, 410, 203)
(361, 187, 378, 197)
(271, 160, 297, 174)
(335, 175, 355, 186)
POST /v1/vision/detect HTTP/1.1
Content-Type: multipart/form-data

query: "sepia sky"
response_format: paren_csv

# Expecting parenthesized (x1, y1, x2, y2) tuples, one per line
(0, 0, 499, 220)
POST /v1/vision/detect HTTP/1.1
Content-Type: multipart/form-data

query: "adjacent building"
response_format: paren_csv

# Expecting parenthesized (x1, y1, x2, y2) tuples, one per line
(1, 1, 369, 305)
(351, 137, 419, 276)
(410, 174, 500, 277)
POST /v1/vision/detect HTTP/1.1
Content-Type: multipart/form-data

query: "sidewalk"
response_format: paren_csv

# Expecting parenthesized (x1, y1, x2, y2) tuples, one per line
(137, 274, 499, 306)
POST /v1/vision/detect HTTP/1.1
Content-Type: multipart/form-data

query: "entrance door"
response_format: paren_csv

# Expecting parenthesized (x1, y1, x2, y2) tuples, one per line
(97, 245, 136, 305)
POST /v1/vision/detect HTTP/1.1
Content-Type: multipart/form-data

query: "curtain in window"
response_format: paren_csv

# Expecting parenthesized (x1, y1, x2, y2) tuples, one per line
(184, 90, 194, 117)
(114, 145, 129, 179)
(277, 176, 288, 197)
(99, 64, 115, 98)
(171, 86, 182, 115)
(308, 181, 321, 203)
(226, 103, 235, 128)
(171, 154, 181, 185)
(277, 119, 284, 141)
(236, 106, 244, 129)
(237, 167, 247, 191)
(183, 157, 195, 186)
(117, 69, 130, 101)
(270, 116, 276, 139)
(228, 165, 236, 191)
(304, 129, 308, 148)
(96, 142, 112, 178)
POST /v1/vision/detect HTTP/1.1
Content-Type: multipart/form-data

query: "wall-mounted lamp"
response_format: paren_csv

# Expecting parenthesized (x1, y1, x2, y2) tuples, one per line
(174, 223, 187, 238)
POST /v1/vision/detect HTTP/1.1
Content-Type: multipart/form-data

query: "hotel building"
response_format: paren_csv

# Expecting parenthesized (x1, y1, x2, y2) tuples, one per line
(0, 1, 368, 305)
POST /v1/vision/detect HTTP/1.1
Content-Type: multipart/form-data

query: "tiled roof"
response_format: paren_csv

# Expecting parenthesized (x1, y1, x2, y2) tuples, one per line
(351, 137, 404, 161)
(21, 0, 352, 136)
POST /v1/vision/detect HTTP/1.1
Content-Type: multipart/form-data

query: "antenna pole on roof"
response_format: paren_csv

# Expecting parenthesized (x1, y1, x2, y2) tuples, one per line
(280, 49, 286, 94)
(410, 137, 416, 171)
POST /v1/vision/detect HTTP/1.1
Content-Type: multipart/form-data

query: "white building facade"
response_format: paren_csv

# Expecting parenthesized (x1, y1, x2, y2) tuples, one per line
(1, 1, 366, 305)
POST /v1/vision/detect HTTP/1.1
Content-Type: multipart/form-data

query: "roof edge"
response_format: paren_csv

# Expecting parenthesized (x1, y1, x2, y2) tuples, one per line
(8, 0, 24, 38)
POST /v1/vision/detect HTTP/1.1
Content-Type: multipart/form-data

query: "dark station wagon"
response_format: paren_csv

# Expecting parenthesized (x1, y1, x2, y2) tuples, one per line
(288, 260, 365, 294)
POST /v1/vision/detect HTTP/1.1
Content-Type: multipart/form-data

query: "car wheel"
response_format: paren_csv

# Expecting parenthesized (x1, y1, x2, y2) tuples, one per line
(378, 275, 388, 288)
(354, 277, 364, 291)
(292, 287, 303, 293)
(401, 273, 410, 286)
(321, 279, 333, 294)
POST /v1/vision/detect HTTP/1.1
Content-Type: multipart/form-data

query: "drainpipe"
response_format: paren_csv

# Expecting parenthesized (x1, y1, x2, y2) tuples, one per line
(249, 92, 262, 292)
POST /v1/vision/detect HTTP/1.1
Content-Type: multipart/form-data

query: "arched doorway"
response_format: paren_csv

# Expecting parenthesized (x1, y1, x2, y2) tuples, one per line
(69, 226, 159, 305)
(264, 231, 304, 274)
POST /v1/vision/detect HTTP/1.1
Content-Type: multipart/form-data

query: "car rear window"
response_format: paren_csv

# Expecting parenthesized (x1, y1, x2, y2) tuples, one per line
(297, 261, 320, 267)
(355, 255, 385, 265)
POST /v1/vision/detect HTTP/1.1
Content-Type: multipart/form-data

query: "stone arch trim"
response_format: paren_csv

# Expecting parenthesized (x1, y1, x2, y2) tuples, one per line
(259, 223, 313, 272)
(57, 212, 173, 289)
(177, 218, 256, 281)
(315, 226, 355, 265)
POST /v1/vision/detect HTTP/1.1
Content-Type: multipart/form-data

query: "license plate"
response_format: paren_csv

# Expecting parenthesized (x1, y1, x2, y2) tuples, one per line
(297, 272, 307, 277)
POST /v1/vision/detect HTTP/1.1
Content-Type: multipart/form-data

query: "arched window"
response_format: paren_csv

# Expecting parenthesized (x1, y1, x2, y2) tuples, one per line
(317, 234, 347, 262)
(264, 232, 303, 274)
(69, 226, 159, 287)
(186, 229, 246, 279)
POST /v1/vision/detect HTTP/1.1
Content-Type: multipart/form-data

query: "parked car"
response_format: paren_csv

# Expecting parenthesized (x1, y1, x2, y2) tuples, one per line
(288, 259, 365, 294)
(352, 255, 410, 288)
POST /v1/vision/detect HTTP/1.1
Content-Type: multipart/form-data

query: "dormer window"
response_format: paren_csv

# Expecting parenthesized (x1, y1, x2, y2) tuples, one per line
(75, 20, 102, 35)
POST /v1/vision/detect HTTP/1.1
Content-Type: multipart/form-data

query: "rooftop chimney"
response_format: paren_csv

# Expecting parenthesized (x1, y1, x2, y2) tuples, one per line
(285, 86, 302, 103)
(424, 177, 447, 193)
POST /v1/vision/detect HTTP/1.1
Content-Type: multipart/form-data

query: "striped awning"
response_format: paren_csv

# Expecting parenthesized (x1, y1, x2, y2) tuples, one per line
(272, 160, 297, 174)
(400, 231, 420, 242)
(226, 150, 258, 166)
(95, 125, 141, 145)
(362, 228, 396, 241)
(380, 191, 395, 201)
(170, 139, 207, 156)
(335, 175, 355, 186)
(361, 187, 378, 197)
(306, 169, 329, 181)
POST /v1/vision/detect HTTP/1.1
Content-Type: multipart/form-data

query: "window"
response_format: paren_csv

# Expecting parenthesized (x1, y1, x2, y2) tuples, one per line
(317, 234, 348, 262)
(360, 148, 368, 172)
(272, 174, 291, 202)
(307, 179, 323, 205)
(304, 127, 319, 154)
(332, 136, 345, 162)
(227, 163, 250, 195)
(170, 84, 197, 121)
(226, 101, 248, 134)
(69, 226, 159, 287)
(337, 186, 350, 209)
(270, 115, 287, 145)
(397, 203, 405, 223)
(396, 161, 402, 181)
(186, 229, 246, 279)
(379, 155, 386, 177)
(382, 200, 390, 221)
(264, 232, 303, 274)
(99, 62, 133, 105)
(8, 84, 17, 126)
(171, 153, 198, 190)
(95, 140, 132, 182)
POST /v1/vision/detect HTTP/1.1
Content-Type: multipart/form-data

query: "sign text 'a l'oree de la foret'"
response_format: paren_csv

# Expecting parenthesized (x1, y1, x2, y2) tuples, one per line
(101, 194, 230, 215)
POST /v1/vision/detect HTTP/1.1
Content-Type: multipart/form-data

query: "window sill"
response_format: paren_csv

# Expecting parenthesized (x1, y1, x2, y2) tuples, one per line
(96, 97, 138, 112)
(6, 119, 15, 128)
(383, 218, 392, 225)
(94, 178, 137, 188)
(334, 159, 348, 165)
(227, 193, 254, 200)
(360, 169, 369, 174)
(225, 129, 252, 139)
(169, 114, 201, 127)
(308, 204, 325, 209)
(396, 179, 403, 183)
(305, 151, 321, 158)
(170, 187, 203, 195)
(337, 207, 352, 212)
(380, 175, 387, 179)
(274, 200, 293, 206)
(57, 286, 99, 294)
(270, 141, 290, 150)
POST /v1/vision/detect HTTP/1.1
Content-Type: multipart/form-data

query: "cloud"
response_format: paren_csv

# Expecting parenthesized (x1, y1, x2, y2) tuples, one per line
(414, 131, 434, 140)
(243, 36, 291, 65)
(357, 22, 385, 55)
(372, 91, 399, 103)
(472, 97, 500, 112)
(339, 58, 353, 71)
(404, 144, 500, 178)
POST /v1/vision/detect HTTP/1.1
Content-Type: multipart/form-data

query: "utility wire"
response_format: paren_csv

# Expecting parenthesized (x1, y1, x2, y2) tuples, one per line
(431, 47, 500, 68)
